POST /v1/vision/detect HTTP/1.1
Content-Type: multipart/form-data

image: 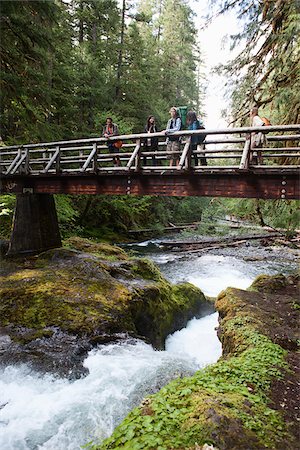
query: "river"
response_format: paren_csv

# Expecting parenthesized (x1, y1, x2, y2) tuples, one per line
(0, 237, 297, 449)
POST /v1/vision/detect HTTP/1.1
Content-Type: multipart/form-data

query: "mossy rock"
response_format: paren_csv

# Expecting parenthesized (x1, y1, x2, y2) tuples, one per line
(131, 281, 214, 349)
(64, 236, 128, 260)
(0, 244, 211, 375)
(249, 273, 289, 293)
(95, 274, 299, 450)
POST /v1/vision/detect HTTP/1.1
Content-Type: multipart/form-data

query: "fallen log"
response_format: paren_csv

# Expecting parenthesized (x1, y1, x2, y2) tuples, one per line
(176, 240, 248, 254)
(128, 222, 200, 234)
(159, 232, 282, 250)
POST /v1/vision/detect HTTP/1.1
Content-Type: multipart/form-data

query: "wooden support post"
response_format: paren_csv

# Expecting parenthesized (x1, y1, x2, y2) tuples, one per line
(7, 193, 62, 255)
(55, 146, 61, 174)
(92, 143, 98, 173)
(178, 137, 192, 171)
(239, 139, 251, 170)
(127, 139, 141, 170)
(7, 148, 21, 174)
(81, 144, 97, 172)
(134, 139, 141, 171)
(24, 148, 30, 174)
(42, 146, 60, 173)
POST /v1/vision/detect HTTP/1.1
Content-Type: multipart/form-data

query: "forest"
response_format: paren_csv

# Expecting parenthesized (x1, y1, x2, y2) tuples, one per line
(0, 0, 299, 239)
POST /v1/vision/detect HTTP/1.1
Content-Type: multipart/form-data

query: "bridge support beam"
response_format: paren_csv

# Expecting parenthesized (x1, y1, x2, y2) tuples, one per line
(7, 193, 61, 256)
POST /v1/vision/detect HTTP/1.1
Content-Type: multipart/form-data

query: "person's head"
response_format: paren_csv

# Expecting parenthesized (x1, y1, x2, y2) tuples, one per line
(250, 106, 259, 117)
(106, 117, 113, 126)
(169, 107, 178, 119)
(186, 110, 197, 125)
(147, 115, 155, 127)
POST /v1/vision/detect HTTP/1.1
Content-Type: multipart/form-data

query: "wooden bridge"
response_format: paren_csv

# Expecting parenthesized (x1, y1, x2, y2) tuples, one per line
(1, 124, 299, 255)
(1, 124, 299, 199)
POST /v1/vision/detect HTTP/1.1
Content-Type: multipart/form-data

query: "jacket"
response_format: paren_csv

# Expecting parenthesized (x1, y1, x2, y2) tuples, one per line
(142, 124, 159, 149)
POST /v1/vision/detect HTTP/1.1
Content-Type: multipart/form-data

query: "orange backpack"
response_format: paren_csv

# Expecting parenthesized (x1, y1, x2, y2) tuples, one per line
(261, 117, 272, 126)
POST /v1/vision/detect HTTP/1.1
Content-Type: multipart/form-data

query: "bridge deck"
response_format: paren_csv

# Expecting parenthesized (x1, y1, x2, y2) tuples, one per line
(1, 125, 299, 199)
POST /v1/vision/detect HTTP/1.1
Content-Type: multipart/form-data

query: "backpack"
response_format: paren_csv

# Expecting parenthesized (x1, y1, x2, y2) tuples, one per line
(168, 117, 182, 142)
(261, 117, 272, 126)
(196, 120, 206, 144)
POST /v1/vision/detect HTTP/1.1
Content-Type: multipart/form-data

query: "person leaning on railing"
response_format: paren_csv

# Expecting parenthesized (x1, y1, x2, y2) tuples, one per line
(250, 106, 266, 165)
(164, 107, 182, 167)
(186, 110, 207, 166)
(102, 117, 121, 167)
(142, 115, 159, 166)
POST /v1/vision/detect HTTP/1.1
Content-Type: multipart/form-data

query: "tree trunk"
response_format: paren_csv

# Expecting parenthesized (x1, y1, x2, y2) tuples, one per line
(116, 0, 126, 99)
(255, 199, 265, 226)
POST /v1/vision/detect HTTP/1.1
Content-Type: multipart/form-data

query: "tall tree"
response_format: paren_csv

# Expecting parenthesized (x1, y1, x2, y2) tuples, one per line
(0, 0, 59, 141)
(211, 0, 300, 124)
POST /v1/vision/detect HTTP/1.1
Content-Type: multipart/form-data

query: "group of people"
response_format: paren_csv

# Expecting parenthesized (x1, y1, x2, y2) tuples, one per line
(102, 107, 207, 167)
(102, 105, 267, 168)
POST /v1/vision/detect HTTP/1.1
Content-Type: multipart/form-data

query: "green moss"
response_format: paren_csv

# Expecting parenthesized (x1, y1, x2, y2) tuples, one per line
(248, 274, 288, 293)
(0, 254, 134, 335)
(0, 247, 209, 351)
(131, 281, 211, 348)
(130, 257, 164, 281)
(64, 236, 128, 260)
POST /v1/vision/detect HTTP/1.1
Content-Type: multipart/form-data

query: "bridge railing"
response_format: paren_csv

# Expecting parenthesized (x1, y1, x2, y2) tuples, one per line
(0, 125, 299, 176)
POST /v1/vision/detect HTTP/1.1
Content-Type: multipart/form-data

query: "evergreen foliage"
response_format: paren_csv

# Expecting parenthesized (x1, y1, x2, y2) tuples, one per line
(210, 0, 300, 125)
(0, 0, 205, 141)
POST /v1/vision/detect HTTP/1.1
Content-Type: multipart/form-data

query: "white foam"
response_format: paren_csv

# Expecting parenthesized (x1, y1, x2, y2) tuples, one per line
(0, 314, 221, 450)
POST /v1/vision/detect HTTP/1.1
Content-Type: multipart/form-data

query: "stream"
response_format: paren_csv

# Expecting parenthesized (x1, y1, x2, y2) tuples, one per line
(0, 236, 297, 449)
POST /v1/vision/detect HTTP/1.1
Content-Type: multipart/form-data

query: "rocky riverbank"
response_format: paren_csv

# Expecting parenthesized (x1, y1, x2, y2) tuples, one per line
(96, 273, 299, 450)
(0, 237, 214, 378)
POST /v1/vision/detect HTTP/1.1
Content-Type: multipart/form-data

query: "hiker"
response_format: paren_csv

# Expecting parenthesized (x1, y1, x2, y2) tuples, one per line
(186, 111, 207, 166)
(250, 106, 266, 165)
(164, 107, 181, 167)
(142, 115, 159, 166)
(103, 117, 121, 167)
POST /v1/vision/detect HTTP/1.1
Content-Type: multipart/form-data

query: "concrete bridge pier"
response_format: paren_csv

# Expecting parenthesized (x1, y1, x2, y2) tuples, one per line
(7, 193, 62, 256)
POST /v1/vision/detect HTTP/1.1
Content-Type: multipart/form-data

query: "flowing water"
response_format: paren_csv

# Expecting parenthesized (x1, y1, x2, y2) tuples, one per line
(0, 236, 297, 449)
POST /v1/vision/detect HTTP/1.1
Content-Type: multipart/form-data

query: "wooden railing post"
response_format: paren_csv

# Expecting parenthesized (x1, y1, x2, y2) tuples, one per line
(81, 144, 97, 172)
(42, 146, 60, 173)
(92, 143, 98, 173)
(178, 137, 192, 171)
(55, 146, 61, 174)
(24, 148, 30, 174)
(239, 138, 250, 170)
(134, 139, 141, 171)
(7, 148, 21, 174)
(127, 139, 141, 171)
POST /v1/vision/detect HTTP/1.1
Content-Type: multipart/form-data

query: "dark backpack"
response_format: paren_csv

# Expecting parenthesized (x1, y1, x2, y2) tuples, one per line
(196, 120, 206, 144)
(169, 117, 182, 141)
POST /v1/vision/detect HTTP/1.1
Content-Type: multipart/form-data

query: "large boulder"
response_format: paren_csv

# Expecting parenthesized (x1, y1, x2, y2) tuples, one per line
(0, 238, 213, 377)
